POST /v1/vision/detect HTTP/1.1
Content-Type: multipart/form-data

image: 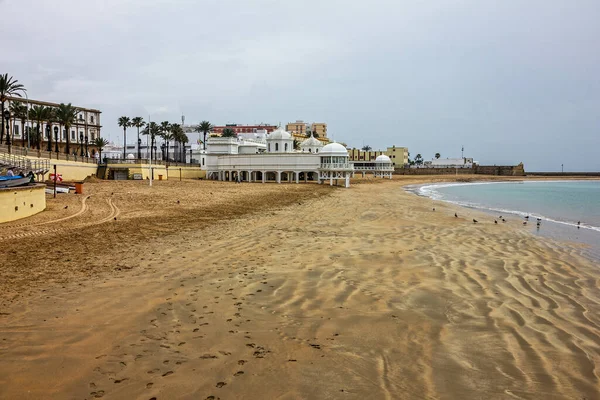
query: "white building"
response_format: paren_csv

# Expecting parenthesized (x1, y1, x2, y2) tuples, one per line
(422, 157, 475, 168)
(205, 126, 353, 187)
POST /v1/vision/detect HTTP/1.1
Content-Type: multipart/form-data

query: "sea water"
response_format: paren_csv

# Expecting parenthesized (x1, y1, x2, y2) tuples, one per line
(410, 180, 600, 260)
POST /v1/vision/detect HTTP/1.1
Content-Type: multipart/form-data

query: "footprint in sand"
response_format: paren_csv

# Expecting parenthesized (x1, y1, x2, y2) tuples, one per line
(238, 360, 247, 365)
(146, 382, 154, 389)
(90, 390, 105, 398)
(216, 382, 226, 388)
(162, 371, 174, 377)
(234, 371, 244, 376)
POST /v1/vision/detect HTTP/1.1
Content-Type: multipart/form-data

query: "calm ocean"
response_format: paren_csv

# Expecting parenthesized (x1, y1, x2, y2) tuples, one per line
(410, 180, 600, 259)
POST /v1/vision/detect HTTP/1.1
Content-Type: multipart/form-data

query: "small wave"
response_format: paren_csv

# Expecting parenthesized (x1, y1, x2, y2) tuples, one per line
(407, 182, 600, 233)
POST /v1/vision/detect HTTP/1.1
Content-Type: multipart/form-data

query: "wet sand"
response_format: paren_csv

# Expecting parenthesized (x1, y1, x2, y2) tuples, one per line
(1, 177, 599, 399)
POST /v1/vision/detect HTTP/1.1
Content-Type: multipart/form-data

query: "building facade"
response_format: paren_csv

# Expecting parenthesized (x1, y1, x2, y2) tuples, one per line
(4, 96, 102, 156)
(211, 124, 278, 136)
(285, 120, 328, 139)
(348, 146, 408, 167)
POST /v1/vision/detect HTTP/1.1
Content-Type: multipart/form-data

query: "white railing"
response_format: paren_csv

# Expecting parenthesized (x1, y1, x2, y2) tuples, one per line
(352, 165, 394, 171)
(320, 163, 352, 170)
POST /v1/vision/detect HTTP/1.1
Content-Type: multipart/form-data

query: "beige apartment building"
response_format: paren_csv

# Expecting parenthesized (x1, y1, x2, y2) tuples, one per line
(348, 146, 408, 168)
(286, 120, 328, 139)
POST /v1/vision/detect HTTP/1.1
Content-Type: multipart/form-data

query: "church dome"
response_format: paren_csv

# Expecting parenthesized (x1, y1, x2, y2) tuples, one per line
(375, 155, 391, 163)
(320, 142, 348, 156)
(268, 127, 292, 140)
(300, 134, 322, 147)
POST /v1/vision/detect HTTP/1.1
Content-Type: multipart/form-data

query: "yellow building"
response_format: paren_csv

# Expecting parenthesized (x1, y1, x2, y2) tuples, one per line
(348, 146, 408, 168)
(286, 121, 328, 139)
(286, 121, 307, 136)
(310, 123, 327, 138)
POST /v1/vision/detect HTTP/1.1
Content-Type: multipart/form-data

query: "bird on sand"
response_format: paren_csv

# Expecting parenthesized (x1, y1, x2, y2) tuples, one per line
(523, 221, 527, 225)
(432, 208, 435, 211)
(494, 220, 498, 224)
(64, 205, 68, 209)
(473, 219, 478, 224)
(454, 213, 458, 218)
(502, 218, 506, 223)
(525, 216, 530, 220)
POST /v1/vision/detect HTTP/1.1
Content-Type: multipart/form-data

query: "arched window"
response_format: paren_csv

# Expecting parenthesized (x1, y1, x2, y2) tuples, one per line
(285, 143, 288, 151)
(309, 148, 312, 153)
(316, 149, 319, 153)
(275, 143, 279, 151)
(268, 144, 271, 152)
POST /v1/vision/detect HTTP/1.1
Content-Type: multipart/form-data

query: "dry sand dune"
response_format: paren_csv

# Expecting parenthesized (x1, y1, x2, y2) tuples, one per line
(0, 177, 599, 399)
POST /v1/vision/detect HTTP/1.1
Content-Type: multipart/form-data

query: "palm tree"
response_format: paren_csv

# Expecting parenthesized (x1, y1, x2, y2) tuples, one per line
(178, 129, 189, 162)
(221, 127, 236, 138)
(28, 105, 50, 150)
(142, 122, 160, 160)
(131, 117, 145, 159)
(306, 131, 319, 138)
(170, 123, 185, 161)
(195, 120, 213, 150)
(414, 153, 423, 166)
(0, 73, 26, 144)
(362, 145, 372, 151)
(118, 116, 131, 159)
(55, 103, 79, 154)
(9, 101, 28, 147)
(435, 153, 441, 159)
(158, 121, 171, 160)
(93, 137, 109, 162)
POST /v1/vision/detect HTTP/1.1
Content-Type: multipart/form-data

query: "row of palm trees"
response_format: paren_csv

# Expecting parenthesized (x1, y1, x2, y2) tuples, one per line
(1, 73, 108, 157)
(117, 117, 215, 162)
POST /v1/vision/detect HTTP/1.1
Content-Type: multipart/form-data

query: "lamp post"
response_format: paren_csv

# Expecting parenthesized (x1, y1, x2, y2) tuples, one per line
(138, 138, 142, 160)
(85, 135, 88, 158)
(46, 124, 51, 152)
(80, 133, 84, 156)
(54, 126, 59, 153)
(3, 110, 11, 150)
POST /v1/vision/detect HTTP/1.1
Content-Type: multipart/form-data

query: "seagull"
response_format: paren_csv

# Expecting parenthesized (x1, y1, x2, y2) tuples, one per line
(577, 221, 581, 225)
(499, 216, 503, 219)
(502, 218, 506, 223)
(494, 220, 498, 224)
(523, 221, 527, 225)
(454, 213, 458, 218)
(473, 219, 478, 224)
(525, 216, 530, 220)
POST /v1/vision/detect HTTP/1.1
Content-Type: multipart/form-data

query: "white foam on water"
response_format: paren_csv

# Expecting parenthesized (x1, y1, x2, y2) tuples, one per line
(407, 181, 600, 234)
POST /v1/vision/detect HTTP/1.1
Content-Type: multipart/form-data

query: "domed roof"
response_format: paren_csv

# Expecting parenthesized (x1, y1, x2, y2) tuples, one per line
(320, 142, 348, 155)
(268, 126, 292, 140)
(300, 134, 323, 147)
(375, 154, 392, 163)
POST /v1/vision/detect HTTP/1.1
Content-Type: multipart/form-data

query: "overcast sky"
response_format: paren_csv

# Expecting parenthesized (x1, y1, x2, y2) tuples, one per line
(2, 0, 599, 171)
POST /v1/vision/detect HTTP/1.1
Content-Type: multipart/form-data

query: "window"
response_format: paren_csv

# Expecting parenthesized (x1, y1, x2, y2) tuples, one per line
(90, 115, 94, 123)
(13, 124, 19, 136)
(71, 130, 76, 140)
(91, 133, 95, 141)
(63, 129, 67, 140)
(202, 158, 205, 166)
(275, 143, 279, 151)
(284, 143, 288, 151)
(268, 144, 271, 152)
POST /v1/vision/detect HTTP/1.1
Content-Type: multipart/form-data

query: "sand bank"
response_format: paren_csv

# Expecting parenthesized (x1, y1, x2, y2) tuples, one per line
(0, 176, 598, 399)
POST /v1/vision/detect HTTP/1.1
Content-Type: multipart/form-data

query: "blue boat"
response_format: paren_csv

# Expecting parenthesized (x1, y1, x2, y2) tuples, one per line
(0, 175, 31, 188)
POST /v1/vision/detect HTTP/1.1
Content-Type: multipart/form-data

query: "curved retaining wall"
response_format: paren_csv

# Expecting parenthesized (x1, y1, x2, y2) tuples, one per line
(0, 183, 46, 224)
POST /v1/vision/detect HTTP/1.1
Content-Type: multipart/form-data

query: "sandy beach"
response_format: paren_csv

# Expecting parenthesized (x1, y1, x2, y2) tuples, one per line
(1, 176, 599, 399)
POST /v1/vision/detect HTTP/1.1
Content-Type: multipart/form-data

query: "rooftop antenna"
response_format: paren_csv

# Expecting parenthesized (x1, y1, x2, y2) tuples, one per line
(461, 145, 464, 159)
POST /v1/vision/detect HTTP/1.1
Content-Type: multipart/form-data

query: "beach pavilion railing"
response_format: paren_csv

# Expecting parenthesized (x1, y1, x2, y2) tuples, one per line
(104, 159, 195, 167)
(319, 163, 353, 170)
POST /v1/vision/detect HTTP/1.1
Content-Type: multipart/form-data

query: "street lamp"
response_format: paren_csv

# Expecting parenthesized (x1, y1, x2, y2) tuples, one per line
(80, 132, 84, 156)
(3, 110, 11, 148)
(138, 138, 142, 160)
(54, 126, 59, 153)
(46, 124, 51, 152)
(85, 135, 88, 158)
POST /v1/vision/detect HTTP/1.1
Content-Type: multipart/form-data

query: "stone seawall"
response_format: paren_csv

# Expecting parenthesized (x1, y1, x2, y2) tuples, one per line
(396, 163, 525, 176)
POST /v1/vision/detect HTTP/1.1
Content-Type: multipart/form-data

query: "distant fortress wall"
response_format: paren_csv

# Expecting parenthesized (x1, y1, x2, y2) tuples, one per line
(396, 163, 525, 176)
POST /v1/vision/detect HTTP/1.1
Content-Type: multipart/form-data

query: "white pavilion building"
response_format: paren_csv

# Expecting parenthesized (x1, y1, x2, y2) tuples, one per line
(205, 127, 354, 187)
